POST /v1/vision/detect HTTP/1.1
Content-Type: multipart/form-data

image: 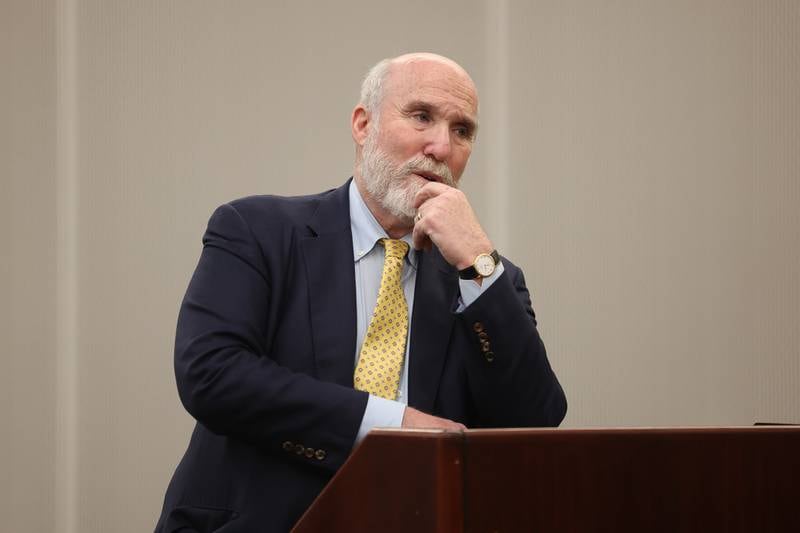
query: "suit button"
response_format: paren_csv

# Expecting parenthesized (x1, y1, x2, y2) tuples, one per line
(315, 449, 327, 461)
(473, 322, 484, 333)
(294, 444, 305, 455)
(485, 351, 495, 362)
(282, 441, 293, 452)
(304, 447, 315, 458)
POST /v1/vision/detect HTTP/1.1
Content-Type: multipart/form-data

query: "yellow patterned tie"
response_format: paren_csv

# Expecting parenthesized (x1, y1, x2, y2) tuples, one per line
(353, 238, 410, 400)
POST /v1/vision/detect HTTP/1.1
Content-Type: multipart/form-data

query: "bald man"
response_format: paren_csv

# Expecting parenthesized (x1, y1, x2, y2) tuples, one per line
(155, 53, 566, 533)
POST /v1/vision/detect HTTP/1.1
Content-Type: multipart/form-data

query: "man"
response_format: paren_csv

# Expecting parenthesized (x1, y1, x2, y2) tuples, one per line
(155, 52, 566, 533)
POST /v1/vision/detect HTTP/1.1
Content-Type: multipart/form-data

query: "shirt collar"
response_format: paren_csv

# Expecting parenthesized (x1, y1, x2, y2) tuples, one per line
(349, 180, 417, 268)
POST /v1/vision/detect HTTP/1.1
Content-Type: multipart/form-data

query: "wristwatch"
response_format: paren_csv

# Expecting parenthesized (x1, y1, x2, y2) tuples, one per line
(458, 250, 500, 280)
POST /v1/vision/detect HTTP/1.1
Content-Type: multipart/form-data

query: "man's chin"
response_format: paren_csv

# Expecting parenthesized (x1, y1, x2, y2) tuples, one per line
(379, 193, 417, 227)
(381, 202, 415, 226)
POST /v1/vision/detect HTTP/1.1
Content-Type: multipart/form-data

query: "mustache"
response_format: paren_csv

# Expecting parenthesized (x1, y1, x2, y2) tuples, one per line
(400, 156, 455, 187)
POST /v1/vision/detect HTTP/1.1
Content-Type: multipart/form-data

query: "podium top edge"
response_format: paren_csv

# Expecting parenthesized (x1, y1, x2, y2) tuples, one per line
(368, 425, 799, 437)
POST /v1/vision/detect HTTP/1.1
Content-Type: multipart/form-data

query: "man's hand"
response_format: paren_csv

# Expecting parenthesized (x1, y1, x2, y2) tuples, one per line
(402, 406, 466, 431)
(412, 182, 493, 270)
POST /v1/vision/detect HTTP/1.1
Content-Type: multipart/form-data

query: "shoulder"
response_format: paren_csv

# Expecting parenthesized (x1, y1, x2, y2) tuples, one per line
(204, 181, 349, 234)
(200, 181, 351, 259)
(224, 187, 339, 227)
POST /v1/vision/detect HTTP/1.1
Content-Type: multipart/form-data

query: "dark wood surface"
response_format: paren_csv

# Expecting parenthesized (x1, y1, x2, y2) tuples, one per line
(464, 427, 800, 532)
(292, 429, 463, 533)
(293, 427, 800, 532)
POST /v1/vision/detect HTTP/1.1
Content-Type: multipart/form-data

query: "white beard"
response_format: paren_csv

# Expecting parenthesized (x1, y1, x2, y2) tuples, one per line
(358, 131, 455, 225)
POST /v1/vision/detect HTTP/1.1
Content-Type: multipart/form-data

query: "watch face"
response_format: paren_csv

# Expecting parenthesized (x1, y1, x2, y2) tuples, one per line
(474, 254, 495, 277)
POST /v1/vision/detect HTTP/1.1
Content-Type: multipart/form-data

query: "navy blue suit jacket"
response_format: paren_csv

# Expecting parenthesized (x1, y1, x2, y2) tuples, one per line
(155, 180, 566, 532)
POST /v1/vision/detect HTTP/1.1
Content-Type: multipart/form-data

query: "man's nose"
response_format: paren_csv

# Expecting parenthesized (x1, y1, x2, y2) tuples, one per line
(422, 123, 452, 162)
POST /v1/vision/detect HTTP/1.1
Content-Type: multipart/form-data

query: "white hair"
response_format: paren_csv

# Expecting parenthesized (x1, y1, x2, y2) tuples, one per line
(359, 58, 393, 122)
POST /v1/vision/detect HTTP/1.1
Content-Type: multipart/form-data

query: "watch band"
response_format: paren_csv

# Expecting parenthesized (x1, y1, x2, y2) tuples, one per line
(458, 250, 500, 280)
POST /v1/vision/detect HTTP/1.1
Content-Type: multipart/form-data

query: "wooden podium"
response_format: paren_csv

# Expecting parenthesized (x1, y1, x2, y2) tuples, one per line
(292, 427, 800, 532)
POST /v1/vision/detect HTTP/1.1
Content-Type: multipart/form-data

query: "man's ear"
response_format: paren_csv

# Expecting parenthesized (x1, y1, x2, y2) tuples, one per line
(351, 105, 370, 146)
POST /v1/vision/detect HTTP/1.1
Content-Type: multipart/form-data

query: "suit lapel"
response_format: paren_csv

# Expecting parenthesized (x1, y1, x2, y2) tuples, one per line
(301, 182, 357, 388)
(408, 248, 459, 413)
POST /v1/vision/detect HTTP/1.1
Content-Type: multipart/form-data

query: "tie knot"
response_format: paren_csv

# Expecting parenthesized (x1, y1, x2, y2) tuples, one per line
(381, 238, 409, 260)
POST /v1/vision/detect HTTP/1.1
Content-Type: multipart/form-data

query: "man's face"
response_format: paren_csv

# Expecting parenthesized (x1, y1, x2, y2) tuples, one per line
(358, 59, 478, 225)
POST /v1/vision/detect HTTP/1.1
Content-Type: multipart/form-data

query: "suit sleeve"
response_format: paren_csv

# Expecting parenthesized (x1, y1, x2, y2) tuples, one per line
(174, 203, 367, 472)
(458, 262, 567, 427)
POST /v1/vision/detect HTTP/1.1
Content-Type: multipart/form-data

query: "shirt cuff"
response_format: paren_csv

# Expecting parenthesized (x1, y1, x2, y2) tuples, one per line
(456, 260, 505, 312)
(355, 394, 407, 444)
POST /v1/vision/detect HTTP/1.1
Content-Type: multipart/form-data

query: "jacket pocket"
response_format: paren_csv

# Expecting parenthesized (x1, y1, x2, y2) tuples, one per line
(163, 505, 239, 533)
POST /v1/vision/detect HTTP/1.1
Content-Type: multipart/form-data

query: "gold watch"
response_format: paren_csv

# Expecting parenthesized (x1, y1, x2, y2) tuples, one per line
(458, 250, 500, 280)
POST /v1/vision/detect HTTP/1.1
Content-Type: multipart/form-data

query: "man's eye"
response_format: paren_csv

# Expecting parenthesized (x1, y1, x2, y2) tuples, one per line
(413, 112, 431, 123)
(454, 126, 472, 140)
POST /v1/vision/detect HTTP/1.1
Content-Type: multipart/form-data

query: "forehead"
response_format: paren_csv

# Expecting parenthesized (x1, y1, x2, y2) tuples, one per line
(382, 59, 478, 118)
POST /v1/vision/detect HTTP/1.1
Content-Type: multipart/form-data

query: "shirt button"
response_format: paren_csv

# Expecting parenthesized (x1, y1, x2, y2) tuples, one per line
(485, 351, 495, 362)
(473, 322, 484, 333)
(315, 449, 327, 461)
(304, 447, 315, 458)
(294, 444, 305, 455)
(282, 441, 293, 452)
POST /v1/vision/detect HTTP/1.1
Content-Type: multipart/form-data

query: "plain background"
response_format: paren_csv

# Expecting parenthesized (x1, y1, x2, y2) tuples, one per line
(2, 1, 798, 531)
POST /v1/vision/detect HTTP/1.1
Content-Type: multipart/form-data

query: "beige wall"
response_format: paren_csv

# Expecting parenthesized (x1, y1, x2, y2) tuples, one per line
(2, 1, 798, 531)
(2, 2, 58, 532)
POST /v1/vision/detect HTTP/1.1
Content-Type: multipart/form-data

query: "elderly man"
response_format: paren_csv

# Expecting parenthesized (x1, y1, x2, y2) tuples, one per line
(155, 52, 566, 533)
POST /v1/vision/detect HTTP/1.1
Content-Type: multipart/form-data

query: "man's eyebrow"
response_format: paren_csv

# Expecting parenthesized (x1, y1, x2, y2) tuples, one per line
(402, 100, 434, 113)
(402, 100, 478, 132)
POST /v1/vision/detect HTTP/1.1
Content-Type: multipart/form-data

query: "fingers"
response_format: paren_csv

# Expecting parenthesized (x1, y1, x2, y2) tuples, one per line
(412, 209, 432, 251)
(402, 406, 465, 431)
(412, 223, 431, 251)
(413, 181, 451, 209)
(411, 182, 492, 269)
